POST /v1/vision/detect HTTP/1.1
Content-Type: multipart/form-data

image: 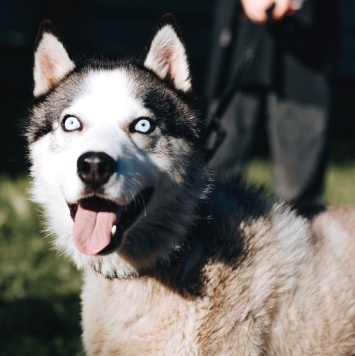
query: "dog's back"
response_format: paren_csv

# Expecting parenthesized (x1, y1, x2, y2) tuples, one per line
(269, 205, 355, 355)
(198, 187, 355, 355)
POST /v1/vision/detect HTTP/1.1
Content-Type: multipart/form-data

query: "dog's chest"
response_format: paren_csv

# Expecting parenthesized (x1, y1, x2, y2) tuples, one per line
(81, 271, 201, 355)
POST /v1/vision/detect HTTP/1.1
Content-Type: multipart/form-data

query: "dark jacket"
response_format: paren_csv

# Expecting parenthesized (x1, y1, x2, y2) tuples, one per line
(205, 0, 338, 106)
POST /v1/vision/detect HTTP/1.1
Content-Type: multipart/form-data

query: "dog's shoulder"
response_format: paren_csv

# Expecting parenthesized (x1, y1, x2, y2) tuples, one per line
(194, 174, 312, 291)
(203, 175, 309, 254)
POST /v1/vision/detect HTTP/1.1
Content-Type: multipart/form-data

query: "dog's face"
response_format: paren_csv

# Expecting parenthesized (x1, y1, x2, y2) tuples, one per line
(28, 18, 205, 278)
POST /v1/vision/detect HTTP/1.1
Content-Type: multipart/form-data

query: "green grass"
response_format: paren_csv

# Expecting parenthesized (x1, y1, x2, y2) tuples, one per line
(245, 157, 355, 204)
(0, 159, 354, 355)
(0, 175, 83, 356)
(324, 163, 355, 204)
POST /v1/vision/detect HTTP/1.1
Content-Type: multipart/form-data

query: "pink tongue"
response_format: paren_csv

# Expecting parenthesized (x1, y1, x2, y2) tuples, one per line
(73, 204, 117, 255)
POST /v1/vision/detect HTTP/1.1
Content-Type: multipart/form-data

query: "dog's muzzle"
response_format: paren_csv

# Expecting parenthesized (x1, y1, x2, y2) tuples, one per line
(69, 151, 154, 256)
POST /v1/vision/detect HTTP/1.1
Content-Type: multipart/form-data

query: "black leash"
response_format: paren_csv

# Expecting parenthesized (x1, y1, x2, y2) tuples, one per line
(203, 4, 275, 163)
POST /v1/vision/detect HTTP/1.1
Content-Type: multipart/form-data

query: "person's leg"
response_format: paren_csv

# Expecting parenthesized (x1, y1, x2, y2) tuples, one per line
(209, 90, 264, 177)
(267, 93, 329, 206)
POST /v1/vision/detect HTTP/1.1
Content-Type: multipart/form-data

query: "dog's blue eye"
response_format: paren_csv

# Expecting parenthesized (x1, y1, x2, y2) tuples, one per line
(62, 115, 82, 132)
(134, 118, 152, 134)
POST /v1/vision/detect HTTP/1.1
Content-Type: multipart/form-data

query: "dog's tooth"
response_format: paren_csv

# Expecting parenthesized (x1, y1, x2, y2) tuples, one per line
(111, 225, 117, 237)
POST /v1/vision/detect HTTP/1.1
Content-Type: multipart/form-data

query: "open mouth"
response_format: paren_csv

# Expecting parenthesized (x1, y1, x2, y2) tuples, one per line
(68, 187, 154, 256)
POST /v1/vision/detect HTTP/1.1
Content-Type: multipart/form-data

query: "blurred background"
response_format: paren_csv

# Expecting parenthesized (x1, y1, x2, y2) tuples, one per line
(0, 0, 354, 355)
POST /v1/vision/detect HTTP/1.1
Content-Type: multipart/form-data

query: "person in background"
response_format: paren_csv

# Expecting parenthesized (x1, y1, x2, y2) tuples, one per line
(205, 0, 338, 207)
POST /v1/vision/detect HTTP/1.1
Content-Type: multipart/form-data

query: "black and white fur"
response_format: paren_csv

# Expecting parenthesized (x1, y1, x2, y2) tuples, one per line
(27, 17, 355, 355)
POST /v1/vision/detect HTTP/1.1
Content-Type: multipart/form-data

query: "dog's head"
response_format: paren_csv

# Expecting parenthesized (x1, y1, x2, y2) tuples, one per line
(27, 16, 206, 278)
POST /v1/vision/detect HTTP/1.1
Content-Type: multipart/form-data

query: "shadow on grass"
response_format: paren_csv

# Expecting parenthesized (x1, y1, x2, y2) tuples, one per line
(0, 294, 84, 356)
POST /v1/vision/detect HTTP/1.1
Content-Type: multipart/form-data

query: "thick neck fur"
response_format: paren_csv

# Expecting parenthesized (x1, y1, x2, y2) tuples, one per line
(105, 177, 212, 295)
(105, 178, 273, 298)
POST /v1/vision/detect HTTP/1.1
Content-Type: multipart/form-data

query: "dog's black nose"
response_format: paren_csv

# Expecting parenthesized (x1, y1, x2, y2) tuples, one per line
(77, 152, 116, 189)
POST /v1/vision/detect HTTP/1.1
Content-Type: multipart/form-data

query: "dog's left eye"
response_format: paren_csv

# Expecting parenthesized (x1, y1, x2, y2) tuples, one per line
(62, 115, 82, 132)
(131, 118, 155, 134)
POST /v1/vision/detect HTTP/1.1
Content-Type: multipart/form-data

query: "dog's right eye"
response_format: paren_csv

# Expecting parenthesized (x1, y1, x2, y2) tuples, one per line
(62, 115, 82, 132)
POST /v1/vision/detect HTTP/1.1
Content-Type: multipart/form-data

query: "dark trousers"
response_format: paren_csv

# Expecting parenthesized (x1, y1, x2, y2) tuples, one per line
(209, 90, 329, 206)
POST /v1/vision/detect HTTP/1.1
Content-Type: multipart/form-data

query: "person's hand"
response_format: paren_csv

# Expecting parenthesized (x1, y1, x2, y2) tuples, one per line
(240, 0, 292, 24)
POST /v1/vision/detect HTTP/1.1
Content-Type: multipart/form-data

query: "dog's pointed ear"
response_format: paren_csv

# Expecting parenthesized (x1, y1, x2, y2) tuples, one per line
(33, 20, 75, 97)
(144, 14, 191, 93)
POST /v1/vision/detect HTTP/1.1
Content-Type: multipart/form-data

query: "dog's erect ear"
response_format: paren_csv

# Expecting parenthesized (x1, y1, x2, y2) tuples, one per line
(33, 20, 75, 97)
(144, 15, 191, 93)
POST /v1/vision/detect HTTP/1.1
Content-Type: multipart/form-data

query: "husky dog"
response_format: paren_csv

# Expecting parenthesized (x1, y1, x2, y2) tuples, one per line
(27, 16, 355, 355)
